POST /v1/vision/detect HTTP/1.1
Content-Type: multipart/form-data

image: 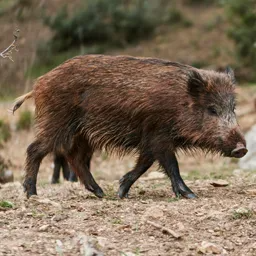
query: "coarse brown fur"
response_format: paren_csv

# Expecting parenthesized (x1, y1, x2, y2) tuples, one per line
(13, 55, 247, 199)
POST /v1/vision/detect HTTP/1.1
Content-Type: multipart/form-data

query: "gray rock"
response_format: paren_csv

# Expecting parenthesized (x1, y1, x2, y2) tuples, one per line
(239, 125, 256, 170)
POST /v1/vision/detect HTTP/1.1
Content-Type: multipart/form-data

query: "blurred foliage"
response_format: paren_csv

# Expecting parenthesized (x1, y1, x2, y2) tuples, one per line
(224, 0, 256, 81)
(0, 120, 11, 147)
(42, 0, 159, 53)
(16, 110, 33, 130)
(37, 0, 191, 67)
(184, 0, 219, 5)
(0, 0, 34, 20)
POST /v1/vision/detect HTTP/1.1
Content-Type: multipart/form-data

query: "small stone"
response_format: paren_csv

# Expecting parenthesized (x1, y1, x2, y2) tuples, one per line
(123, 253, 136, 256)
(210, 179, 229, 187)
(197, 241, 227, 254)
(143, 206, 164, 220)
(39, 224, 49, 232)
(176, 222, 185, 231)
(64, 229, 75, 235)
(30, 197, 62, 209)
(245, 189, 256, 195)
(235, 207, 250, 214)
(51, 214, 67, 222)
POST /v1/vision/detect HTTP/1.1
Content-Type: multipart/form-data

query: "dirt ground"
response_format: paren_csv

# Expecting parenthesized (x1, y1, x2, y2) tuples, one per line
(0, 174, 256, 256)
(0, 86, 256, 256)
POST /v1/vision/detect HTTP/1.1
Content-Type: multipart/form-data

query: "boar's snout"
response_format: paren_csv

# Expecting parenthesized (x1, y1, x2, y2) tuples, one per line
(231, 142, 247, 158)
(221, 125, 247, 158)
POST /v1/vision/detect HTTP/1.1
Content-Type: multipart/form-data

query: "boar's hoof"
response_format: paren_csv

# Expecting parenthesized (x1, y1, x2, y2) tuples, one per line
(174, 185, 197, 199)
(118, 176, 132, 199)
(179, 192, 197, 199)
(69, 175, 78, 182)
(23, 179, 37, 198)
(118, 187, 129, 199)
(51, 178, 59, 184)
(90, 187, 105, 198)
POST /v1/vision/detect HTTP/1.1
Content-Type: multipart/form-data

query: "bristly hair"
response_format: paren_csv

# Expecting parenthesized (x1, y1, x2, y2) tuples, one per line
(187, 69, 207, 98)
(225, 66, 236, 85)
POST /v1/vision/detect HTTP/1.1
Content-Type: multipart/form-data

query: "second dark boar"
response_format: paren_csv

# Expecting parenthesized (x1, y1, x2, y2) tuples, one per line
(51, 154, 78, 184)
(13, 55, 247, 199)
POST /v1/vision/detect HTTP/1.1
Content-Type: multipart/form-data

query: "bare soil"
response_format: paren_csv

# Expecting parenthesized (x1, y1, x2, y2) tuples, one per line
(0, 86, 256, 256)
(0, 172, 256, 256)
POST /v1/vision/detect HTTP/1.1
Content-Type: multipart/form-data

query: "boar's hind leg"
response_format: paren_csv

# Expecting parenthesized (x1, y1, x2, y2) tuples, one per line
(68, 169, 78, 182)
(118, 152, 154, 199)
(61, 156, 71, 181)
(51, 154, 64, 184)
(68, 156, 83, 182)
(24, 140, 49, 198)
(157, 152, 196, 199)
(66, 138, 104, 198)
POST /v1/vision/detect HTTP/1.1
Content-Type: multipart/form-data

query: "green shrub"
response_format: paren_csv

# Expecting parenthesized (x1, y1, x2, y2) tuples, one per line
(0, 120, 11, 146)
(37, 0, 191, 66)
(163, 7, 193, 27)
(43, 0, 159, 53)
(224, 0, 256, 80)
(16, 110, 33, 130)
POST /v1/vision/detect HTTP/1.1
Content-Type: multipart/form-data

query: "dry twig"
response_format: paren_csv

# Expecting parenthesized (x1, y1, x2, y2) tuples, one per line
(0, 29, 19, 61)
(146, 220, 182, 239)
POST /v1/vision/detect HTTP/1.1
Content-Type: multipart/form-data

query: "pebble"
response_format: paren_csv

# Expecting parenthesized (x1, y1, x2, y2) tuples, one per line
(197, 241, 227, 255)
(39, 224, 49, 232)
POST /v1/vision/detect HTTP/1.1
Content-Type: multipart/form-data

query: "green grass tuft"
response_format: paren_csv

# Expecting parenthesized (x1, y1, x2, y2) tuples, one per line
(0, 200, 14, 208)
(0, 119, 11, 146)
(16, 110, 33, 130)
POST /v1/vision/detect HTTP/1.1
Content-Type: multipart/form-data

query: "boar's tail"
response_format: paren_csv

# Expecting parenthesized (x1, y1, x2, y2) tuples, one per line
(12, 90, 34, 114)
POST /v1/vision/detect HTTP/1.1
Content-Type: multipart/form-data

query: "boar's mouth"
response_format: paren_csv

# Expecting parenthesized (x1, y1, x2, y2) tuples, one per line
(222, 142, 248, 158)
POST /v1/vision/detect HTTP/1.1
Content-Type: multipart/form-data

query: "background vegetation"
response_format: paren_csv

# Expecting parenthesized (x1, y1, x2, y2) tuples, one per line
(0, 0, 255, 97)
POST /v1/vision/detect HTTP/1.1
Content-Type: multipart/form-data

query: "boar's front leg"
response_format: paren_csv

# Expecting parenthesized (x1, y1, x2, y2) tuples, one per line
(118, 151, 154, 198)
(157, 152, 196, 199)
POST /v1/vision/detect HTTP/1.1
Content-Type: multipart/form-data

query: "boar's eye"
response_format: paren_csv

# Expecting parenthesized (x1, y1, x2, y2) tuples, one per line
(207, 106, 218, 116)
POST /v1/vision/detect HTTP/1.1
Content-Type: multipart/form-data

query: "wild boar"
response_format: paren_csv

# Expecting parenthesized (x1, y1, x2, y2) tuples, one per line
(13, 55, 247, 199)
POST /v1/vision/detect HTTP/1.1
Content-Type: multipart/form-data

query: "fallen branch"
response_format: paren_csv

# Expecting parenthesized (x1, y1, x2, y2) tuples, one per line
(0, 29, 19, 61)
(146, 220, 182, 239)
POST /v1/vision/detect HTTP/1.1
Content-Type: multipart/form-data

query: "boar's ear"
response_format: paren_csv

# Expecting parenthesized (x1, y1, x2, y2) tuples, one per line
(225, 66, 236, 84)
(187, 70, 206, 98)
